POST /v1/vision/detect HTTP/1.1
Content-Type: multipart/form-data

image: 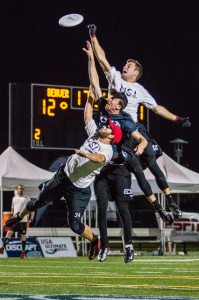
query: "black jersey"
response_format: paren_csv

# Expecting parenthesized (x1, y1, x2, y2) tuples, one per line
(94, 97, 138, 161)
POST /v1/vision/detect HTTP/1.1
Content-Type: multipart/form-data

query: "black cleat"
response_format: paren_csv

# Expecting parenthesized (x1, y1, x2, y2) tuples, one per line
(19, 251, 26, 259)
(0, 247, 4, 254)
(4, 212, 22, 230)
(88, 236, 100, 260)
(156, 208, 173, 224)
(124, 245, 134, 263)
(168, 201, 182, 220)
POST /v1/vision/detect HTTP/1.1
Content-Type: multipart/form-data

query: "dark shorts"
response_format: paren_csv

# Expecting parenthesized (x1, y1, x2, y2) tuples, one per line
(28, 164, 91, 230)
(29, 164, 91, 212)
(64, 184, 91, 223)
(13, 222, 27, 235)
(137, 122, 163, 158)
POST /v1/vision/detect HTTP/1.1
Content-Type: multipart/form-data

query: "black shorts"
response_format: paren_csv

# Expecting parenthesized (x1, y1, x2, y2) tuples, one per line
(27, 164, 92, 236)
(13, 222, 27, 235)
(64, 184, 91, 222)
(28, 164, 91, 213)
(137, 122, 163, 158)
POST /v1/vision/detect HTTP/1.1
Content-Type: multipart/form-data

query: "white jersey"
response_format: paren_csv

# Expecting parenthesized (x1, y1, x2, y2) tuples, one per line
(105, 67, 157, 122)
(11, 194, 30, 222)
(64, 119, 113, 188)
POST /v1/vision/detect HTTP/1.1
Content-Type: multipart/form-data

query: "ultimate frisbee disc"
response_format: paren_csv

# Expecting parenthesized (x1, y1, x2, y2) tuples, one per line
(58, 14, 84, 27)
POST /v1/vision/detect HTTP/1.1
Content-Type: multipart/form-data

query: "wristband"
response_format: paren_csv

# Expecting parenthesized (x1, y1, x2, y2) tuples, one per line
(90, 34, 96, 38)
(175, 116, 179, 121)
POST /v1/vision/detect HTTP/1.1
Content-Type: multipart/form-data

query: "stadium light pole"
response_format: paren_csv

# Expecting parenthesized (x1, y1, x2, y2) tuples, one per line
(170, 138, 188, 164)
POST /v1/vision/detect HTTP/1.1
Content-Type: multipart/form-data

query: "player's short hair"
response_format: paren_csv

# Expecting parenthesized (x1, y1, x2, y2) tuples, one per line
(17, 184, 25, 190)
(126, 59, 143, 80)
(110, 90, 128, 110)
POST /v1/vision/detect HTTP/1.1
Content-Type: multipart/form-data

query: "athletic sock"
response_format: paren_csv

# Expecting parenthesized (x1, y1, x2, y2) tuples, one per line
(165, 194, 174, 205)
(22, 241, 26, 252)
(3, 238, 10, 248)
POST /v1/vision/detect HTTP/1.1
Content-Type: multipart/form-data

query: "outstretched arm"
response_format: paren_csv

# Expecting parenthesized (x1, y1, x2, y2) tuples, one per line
(87, 25, 112, 73)
(83, 40, 102, 99)
(152, 105, 191, 127)
(75, 149, 105, 163)
(84, 85, 95, 126)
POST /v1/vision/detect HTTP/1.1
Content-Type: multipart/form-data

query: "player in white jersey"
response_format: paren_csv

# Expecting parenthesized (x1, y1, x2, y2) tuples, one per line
(0, 184, 34, 258)
(4, 87, 123, 260)
(88, 25, 191, 126)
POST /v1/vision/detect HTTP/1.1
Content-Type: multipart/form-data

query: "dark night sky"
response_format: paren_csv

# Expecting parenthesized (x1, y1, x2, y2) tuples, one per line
(0, 0, 199, 171)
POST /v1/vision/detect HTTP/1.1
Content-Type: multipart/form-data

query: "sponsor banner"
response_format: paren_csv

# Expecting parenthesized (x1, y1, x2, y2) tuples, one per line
(37, 237, 77, 257)
(0, 238, 42, 258)
(166, 212, 199, 242)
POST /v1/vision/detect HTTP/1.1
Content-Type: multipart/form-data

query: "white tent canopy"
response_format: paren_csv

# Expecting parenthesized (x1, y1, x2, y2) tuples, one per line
(0, 146, 53, 236)
(2, 147, 198, 198)
(0, 146, 53, 193)
(131, 152, 199, 195)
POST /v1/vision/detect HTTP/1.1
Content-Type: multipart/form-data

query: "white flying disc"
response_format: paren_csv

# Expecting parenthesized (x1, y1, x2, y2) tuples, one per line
(58, 14, 84, 27)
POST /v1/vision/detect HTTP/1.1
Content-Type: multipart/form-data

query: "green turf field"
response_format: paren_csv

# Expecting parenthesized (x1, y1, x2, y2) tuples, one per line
(0, 255, 199, 299)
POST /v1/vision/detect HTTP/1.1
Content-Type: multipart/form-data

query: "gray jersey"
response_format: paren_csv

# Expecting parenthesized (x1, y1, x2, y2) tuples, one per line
(64, 119, 113, 188)
(105, 67, 157, 122)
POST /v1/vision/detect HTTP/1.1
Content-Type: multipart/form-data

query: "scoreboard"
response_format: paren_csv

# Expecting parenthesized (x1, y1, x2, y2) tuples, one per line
(31, 84, 108, 150)
(9, 82, 146, 151)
